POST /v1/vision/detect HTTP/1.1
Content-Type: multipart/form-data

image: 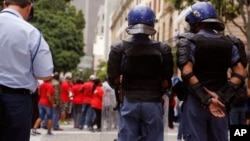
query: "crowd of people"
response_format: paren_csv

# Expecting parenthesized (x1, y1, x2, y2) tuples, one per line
(30, 74, 119, 136)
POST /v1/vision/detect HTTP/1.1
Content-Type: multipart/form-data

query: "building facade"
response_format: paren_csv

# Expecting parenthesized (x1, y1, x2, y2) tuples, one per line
(71, 0, 104, 70)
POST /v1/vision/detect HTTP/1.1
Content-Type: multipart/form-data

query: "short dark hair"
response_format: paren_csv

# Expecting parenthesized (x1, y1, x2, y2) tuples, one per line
(5, 0, 32, 8)
(53, 72, 60, 80)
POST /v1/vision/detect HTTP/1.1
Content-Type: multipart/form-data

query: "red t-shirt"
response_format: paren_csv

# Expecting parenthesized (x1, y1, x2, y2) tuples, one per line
(169, 95, 176, 107)
(91, 86, 104, 110)
(81, 81, 94, 104)
(61, 80, 71, 102)
(71, 84, 84, 104)
(38, 81, 54, 107)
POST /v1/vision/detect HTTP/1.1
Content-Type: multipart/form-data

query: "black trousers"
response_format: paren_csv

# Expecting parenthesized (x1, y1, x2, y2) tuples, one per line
(92, 108, 102, 129)
(0, 101, 3, 141)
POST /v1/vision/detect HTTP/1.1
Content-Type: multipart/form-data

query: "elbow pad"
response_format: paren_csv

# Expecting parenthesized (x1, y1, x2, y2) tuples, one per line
(217, 81, 241, 104)
(160, 43, 174, 81)
(227, 35, 247, 68)
(189, 83, 212, 107)
(107, 40, 124, 88)
(177, 33, 194, 70)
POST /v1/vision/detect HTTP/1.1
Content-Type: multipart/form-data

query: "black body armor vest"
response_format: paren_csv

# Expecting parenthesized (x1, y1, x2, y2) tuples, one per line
(121, 40, 163, 102)
(193, 35, 233, 91)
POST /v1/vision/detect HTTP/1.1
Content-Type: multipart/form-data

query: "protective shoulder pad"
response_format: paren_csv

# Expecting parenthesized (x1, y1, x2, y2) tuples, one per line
(160, 42, 174, 87)
(176, 33, 194, 70)
(179, 32, 195, 40)
(226, 35, 247, 68)
(110, 40, 124, 53)
(159, 42, 172, 54)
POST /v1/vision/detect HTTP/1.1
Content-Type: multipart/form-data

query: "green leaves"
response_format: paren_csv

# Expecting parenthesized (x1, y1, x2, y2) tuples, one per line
(0, 0, 88, 75)
(31, 0, 85, 73)
(53, 50, 81, 72)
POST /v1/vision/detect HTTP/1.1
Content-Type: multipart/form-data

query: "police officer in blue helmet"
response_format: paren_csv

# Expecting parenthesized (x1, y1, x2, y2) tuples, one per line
(108, 4, 173, 141)
(176, 2, 247, 141)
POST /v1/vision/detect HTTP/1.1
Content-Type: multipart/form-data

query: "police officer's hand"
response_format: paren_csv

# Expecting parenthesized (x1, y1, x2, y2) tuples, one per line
(208, 98, 225, 118)
(205, 88, 224, 106)
(205, 88, 225, 118)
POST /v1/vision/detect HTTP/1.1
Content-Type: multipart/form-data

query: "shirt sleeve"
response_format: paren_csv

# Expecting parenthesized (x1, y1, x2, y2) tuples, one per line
(231, 45, 240, 66)
(31, 32, 54, 78)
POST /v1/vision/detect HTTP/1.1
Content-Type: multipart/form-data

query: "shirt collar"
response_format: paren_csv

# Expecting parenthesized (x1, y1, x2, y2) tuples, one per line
(2, 8, 23, 19)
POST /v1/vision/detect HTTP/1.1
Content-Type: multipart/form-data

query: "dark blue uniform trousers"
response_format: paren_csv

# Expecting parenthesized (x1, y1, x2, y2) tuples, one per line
(0, 93, 32, 141)
(117, 97, 164, 141)
(182, 94, 228, 141)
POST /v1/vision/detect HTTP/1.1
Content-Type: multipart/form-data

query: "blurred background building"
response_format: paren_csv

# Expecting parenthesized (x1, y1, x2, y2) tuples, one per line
(71, 0, 104, 72)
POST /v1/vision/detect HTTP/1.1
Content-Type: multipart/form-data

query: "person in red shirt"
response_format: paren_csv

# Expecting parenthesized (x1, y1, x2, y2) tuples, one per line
(90, 78, 104, 131)
(32, 78, 54, 135)
(79, 75, 95, 130)
(71, 79, 84, 128)
(60, 76, 71, 125)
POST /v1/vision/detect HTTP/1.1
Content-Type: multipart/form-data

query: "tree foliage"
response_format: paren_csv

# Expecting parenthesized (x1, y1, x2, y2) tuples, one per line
(96, 61, 108, 81)
(31, 0, 85, 73)
(1, 0, 86, 73)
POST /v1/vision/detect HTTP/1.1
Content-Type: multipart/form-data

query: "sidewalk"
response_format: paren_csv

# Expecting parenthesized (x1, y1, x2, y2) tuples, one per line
(30, 124, 117, 141)
(30, 123, 178, 141)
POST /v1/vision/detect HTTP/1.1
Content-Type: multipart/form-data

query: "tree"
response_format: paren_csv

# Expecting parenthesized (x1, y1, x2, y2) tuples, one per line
(0, 1, 3, 9)
(31, 0, 85, 72)
(96, 61, 107, 81)
(0, 0, 86, 73)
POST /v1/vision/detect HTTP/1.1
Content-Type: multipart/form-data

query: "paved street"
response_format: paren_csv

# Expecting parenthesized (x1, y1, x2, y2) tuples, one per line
(30, 123, 180, 141)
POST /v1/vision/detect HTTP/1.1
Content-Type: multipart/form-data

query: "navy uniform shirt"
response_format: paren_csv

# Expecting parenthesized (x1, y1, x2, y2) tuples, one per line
(189, 28, 240, 65)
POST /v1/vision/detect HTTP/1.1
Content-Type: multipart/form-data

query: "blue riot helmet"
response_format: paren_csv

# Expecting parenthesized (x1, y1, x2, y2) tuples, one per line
(126, 4, 157, 35)
(184, 2, 225, 31)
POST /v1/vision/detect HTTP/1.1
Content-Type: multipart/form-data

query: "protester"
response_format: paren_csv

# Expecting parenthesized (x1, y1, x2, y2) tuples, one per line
(51, 72, 63, 130)
(41, 72, 63, 130)
(102, 78, 118, 130)
(32, 78, 54, 135)
(171, 77, 184, 141)
(167, 89, 176, 129)
(60, 75, 72, 125)
(71, 78, 84, 128)
(107, 4, 173, 141)
(89, 78, 104, 132)
(79, 75, 95, 130)
(0, 0, 53, 140)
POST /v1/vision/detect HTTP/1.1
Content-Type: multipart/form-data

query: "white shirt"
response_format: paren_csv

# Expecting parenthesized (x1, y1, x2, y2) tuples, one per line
(0, 8, 54, 92)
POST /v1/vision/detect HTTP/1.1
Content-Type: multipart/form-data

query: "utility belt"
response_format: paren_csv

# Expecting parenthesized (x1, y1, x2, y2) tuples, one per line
(0, 85, 31, 95)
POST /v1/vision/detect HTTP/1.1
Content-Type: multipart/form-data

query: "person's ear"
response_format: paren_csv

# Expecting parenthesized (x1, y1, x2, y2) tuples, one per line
(27, 4, 34, 21)
(27, 4, 32, 13)
(3, 1, 7, 8)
